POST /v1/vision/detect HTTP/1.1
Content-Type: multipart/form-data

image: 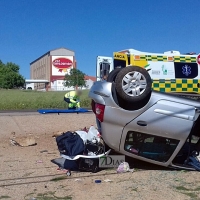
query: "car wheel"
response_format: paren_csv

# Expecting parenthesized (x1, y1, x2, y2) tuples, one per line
(107, 68, 121, 82)
(115, 66, 152, 103)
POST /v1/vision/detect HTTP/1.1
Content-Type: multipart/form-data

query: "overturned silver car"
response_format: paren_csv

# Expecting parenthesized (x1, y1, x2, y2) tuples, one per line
(89, 66, 200, 171)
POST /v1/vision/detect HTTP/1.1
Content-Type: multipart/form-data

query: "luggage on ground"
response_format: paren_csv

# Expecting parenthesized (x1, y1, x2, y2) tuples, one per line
(56, 131, 85, 156)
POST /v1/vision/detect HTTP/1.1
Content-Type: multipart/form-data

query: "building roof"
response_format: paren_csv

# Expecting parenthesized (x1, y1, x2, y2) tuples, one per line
(84, 75, 96, 82)
(30, 47, 75, 65)
(50, 47, 75, 52)
(25, 79, 49, 83)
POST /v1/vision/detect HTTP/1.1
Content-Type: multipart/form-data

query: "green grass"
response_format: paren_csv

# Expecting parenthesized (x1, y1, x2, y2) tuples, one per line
(0, 196, 11, 199)
(176, 185, 199, 199)
(0, 89, 91, 110)
(176, 185, 200, 191)
(176, 186, 190, 191)
(25, 192, 72, 200)
(50, 176, 66, 182)
(181, 192, 198, 199)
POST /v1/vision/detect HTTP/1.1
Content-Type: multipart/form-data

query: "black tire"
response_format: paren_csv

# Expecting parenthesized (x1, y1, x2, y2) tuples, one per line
(115, 66, 152, 103)
(107, 68, 121, 82)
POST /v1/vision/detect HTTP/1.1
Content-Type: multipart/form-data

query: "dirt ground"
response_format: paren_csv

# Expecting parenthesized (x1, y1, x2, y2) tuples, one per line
(0, 113, 200, 200)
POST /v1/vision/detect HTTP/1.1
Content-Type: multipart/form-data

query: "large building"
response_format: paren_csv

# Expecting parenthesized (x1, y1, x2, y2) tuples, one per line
(30, 47, 77, 90)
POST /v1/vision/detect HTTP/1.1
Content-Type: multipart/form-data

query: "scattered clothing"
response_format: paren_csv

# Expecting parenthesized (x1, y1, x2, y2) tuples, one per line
(117, 162, 134, 173)
(188, 151, 200, 171)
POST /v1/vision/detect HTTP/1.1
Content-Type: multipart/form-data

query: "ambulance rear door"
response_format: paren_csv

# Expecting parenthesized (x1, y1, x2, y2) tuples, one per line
(96, 56, 113, 81)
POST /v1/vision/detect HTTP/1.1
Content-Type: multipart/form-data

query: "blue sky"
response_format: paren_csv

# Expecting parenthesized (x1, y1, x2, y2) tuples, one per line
(0, 0, 199, 78)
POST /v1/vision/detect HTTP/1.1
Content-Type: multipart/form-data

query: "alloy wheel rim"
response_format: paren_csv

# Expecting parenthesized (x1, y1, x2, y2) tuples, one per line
(121, 71, 147, 97)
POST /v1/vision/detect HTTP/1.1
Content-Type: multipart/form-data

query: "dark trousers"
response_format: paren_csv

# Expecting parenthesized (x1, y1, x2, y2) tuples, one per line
(64, 97, 71, 103)
(64, 97, 76, 109)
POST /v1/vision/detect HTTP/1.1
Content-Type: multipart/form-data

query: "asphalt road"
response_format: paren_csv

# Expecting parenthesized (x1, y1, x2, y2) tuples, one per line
(0, 111, 40, 116)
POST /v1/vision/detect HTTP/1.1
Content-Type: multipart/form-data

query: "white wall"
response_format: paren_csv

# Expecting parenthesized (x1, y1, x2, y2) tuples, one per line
(51, 80, 74, 91)
(50, 79, 94, 91)
(26, 83, 34, 90)
(82, 79, 93, 89)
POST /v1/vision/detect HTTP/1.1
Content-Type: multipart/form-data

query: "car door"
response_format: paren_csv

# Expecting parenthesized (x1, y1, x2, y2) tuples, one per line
(120, 99, 196, 166)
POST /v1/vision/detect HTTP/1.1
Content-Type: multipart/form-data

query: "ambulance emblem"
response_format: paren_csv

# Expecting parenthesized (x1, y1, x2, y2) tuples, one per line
(182, 65, 191, 76)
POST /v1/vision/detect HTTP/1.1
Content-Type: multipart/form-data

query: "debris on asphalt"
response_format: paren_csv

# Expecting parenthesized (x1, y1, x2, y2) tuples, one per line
(11, 131, 16, 138)
(76, 125, 101, 144)
(10, 135, 37, 147)
(81, 127, 89, 132)
(56, 167, 68, 173)
(36, 160, 43, 163)
(52, 131, 64, 138)
(10, 139, 20, 146)
(66, 171, 71, 176)
(75, 178, 82, 182)
(40, 150, 48, 153)
(117, 162, 134, 173)
(104, 179, 112, 182)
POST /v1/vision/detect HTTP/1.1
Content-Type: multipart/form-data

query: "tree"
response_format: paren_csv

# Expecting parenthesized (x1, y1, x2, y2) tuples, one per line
(64, 68, 86, 89)
(0, 61, 25, 89)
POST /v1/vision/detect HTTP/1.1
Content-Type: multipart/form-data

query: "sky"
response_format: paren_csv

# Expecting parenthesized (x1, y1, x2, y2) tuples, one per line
(0, 0, 199, 79)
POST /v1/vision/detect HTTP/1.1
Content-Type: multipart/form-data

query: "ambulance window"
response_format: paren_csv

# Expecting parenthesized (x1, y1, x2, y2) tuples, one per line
(174, 62, 198, 79)
(114, 60, 126, 69)
(100, 63, 110, 70)
(100, 62, 110, 78)
(124, 131, 179, 162)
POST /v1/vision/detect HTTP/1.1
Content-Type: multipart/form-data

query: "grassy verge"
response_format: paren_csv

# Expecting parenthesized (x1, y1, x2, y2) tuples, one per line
(0, 89, 91, 110)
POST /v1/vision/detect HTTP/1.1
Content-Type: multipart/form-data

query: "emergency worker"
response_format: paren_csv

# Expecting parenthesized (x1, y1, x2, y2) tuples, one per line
(64, 90, 82, 109)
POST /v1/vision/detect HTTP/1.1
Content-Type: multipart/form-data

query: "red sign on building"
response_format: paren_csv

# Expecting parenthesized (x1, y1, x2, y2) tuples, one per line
(52, 58, 73, 72)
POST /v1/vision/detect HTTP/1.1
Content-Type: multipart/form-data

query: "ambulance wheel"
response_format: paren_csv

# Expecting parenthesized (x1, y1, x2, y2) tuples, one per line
(66, 171, 71, 176)
(107, 68, 121, 82)
(115, 66, 152, 103)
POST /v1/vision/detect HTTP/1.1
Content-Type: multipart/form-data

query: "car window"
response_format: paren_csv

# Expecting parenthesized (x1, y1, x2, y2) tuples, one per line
(124, 131, 179, 162)
(174, 62, 198, 79)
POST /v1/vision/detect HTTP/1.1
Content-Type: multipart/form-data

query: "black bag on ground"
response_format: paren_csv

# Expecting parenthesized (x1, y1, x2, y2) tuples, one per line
(56, 131, 85, 156)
